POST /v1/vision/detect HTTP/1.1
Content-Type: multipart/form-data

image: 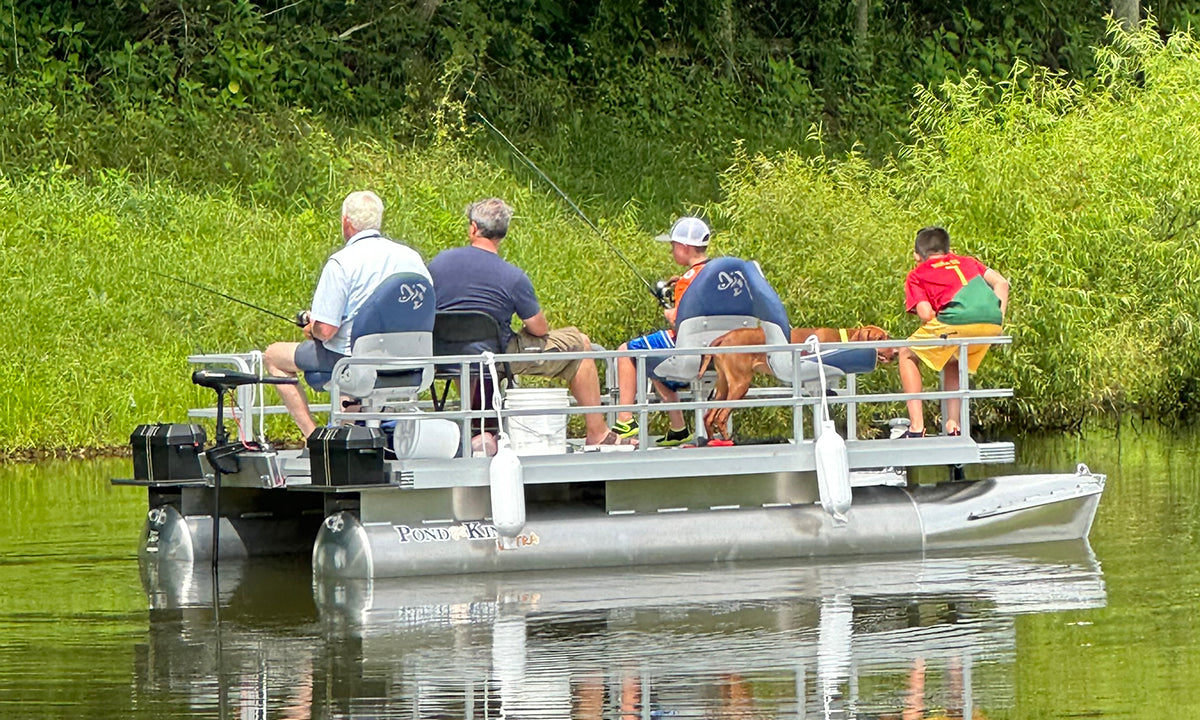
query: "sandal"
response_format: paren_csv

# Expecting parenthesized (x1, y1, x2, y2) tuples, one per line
(584, 431, 638, 452)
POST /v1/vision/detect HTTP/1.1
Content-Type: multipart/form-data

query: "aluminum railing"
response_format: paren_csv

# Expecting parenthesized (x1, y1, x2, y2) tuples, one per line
(283, 335, 1014, 454)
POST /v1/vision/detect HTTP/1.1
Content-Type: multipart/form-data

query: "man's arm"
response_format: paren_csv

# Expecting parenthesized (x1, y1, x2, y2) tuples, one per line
(308, 319, 339, 342)
(984, 268, 1010, 317)
(521, 311, 549, 337)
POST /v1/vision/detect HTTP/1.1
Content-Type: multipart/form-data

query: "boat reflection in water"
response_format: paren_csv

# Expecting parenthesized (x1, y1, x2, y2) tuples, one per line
(136, 542, 1105, 719)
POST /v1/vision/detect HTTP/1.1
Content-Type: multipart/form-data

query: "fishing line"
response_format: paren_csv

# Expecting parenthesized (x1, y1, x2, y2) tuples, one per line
(138, 267, 303, 326)
(475, 113, 669, 308)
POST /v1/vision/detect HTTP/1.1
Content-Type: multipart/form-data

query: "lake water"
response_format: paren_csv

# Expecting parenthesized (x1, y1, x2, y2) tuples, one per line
(1, 426, 1198, 719)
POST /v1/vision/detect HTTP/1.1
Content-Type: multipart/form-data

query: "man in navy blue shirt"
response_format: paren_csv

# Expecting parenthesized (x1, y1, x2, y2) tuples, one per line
(429, 198, 631, 448)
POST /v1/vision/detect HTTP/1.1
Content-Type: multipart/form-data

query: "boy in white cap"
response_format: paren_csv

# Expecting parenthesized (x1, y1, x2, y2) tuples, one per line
(609, 216, 711, 446)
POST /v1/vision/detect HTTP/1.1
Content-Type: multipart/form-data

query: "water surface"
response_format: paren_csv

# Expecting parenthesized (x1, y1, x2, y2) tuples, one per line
(1, 426, 1198, 718)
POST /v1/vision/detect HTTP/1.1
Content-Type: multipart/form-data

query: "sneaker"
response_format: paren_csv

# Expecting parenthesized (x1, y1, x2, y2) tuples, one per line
(657, 427, 694, 447)
(899, 428, 926, 439)
(612, 419, 639, 439)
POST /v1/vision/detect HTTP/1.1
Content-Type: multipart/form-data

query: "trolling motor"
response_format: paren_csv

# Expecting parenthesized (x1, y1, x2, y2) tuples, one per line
(190, 369, 297, 566)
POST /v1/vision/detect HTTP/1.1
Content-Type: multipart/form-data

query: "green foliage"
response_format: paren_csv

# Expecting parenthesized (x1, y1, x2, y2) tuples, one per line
(6, 0, 1200, 216)
(0, 141, 666, 452)
(722, 20, 1200, 431)
(7, 10, 1200, 451)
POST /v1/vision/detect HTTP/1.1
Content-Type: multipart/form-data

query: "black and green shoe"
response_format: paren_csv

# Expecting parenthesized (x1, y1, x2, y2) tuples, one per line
(611, 419, 639, 439)
(656, 427, 694, 447)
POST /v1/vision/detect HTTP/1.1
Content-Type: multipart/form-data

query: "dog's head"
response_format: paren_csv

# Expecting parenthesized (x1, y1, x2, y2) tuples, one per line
(848, 325, 895, 363)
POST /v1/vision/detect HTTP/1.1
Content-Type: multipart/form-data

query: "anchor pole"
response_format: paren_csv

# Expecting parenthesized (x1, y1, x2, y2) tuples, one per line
(211, 389, 227, 568)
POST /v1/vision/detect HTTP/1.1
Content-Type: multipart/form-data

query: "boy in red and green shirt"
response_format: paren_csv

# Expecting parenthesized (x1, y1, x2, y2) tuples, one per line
(899, 226, 1010, 437)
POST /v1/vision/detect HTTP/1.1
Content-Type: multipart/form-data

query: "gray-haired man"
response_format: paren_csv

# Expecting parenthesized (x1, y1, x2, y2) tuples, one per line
(428, 198, 631, 447)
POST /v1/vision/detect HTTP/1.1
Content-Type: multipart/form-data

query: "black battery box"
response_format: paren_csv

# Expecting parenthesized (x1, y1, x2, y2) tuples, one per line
(131, 423, 207, 482)
(307, 426, 388, 487)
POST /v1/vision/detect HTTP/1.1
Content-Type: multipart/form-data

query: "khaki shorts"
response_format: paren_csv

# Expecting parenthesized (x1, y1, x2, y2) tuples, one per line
(505, 326, 588, 381)
(908, 320, 1003, 373)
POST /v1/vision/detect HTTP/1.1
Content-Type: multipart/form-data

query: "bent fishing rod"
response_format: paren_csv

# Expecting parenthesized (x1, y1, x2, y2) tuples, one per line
(475, 113, 669, 309)
(140, 267, 306, 327)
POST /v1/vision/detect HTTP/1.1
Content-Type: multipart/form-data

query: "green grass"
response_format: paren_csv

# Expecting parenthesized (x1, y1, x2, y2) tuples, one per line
(5, 23, 1200, 453)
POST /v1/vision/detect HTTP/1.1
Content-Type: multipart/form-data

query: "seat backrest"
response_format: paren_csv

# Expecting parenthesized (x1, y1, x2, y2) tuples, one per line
(433, 311, 506, 357)
(337, 272, 436, 400)
(655, 257, 791, 381)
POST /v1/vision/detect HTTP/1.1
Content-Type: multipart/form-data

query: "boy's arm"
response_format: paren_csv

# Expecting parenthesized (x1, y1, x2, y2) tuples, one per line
(913, 301, 936, 324)
(984, 268, 1010, 317)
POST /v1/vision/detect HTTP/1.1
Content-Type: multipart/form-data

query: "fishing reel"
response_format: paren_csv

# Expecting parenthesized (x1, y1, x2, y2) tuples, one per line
(654, 279, 677, 307)
(295, 310, 311, 328)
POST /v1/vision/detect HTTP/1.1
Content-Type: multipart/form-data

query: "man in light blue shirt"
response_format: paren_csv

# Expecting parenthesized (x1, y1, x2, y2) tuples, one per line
(264, 190, 430, 437)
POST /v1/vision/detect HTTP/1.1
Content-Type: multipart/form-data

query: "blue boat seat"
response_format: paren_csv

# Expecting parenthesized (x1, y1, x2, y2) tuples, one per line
(787, 340, 878, 386)
(654, 256, 877, 387)
(654, 257, 793, 382)
(318, 272, 436, 406)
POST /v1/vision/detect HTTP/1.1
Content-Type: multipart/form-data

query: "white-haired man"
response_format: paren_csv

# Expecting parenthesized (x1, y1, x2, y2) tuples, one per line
(264, 190, 431, 437)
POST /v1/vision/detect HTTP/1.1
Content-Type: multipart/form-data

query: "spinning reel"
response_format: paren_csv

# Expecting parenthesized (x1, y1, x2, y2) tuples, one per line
(654, 278, 678, 307)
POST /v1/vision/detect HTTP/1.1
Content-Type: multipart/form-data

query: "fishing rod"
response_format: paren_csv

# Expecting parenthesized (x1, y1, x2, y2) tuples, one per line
(475, 113, 670, 309)
(140, 267, 305, 326)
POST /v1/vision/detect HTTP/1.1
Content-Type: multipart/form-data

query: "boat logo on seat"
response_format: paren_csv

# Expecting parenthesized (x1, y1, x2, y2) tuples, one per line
(398, 282, 428, 309)
(717, 271, 747, 297)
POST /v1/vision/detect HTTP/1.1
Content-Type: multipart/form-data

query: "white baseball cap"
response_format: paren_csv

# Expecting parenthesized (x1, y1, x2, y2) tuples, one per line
(655, 216, 710, 247)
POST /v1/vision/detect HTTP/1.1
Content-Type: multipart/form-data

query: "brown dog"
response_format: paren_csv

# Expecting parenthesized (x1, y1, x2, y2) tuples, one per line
(698, 325, 892, 440)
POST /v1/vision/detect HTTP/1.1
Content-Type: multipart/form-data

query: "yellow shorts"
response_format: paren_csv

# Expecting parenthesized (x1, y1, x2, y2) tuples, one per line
(908, 320, 1002, 373)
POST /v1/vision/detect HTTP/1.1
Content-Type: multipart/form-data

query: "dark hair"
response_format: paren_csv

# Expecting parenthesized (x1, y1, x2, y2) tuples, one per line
(914, 226, 951, 259)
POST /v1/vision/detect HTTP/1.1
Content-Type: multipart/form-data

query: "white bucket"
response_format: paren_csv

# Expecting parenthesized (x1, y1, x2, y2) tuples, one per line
(392, 415, 461, 459)
(503, 387, 570, 456)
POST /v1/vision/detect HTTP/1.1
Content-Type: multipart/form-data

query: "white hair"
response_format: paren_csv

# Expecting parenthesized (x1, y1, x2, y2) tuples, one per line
(342, 191, 384, 233)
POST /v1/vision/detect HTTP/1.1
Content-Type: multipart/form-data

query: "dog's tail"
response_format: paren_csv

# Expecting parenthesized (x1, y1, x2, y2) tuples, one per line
(697, 328, 739, 378)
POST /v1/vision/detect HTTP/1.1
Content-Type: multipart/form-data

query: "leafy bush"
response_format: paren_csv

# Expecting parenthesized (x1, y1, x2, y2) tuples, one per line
(721, 20, 1200, 431)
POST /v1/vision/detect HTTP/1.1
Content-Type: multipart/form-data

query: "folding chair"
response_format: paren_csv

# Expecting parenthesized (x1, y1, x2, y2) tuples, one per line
(431, 310, 514, 414)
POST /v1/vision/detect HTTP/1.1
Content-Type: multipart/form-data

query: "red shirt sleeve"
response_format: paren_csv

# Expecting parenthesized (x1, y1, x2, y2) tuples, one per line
(904, 268, 926, 314)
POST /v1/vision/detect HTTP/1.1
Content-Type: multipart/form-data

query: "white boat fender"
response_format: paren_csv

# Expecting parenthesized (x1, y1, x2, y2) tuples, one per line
(815, 419, 852, 524)
(489, 433, 526, 546)
(482, 350, 527, 547)
(807, 335, 852, 525)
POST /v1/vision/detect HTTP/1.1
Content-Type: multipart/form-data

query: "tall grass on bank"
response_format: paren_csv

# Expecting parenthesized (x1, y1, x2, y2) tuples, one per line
(2, 145, 680, 453)
(721, 21, 1200, 430)
(7, 23, 1200, 453)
